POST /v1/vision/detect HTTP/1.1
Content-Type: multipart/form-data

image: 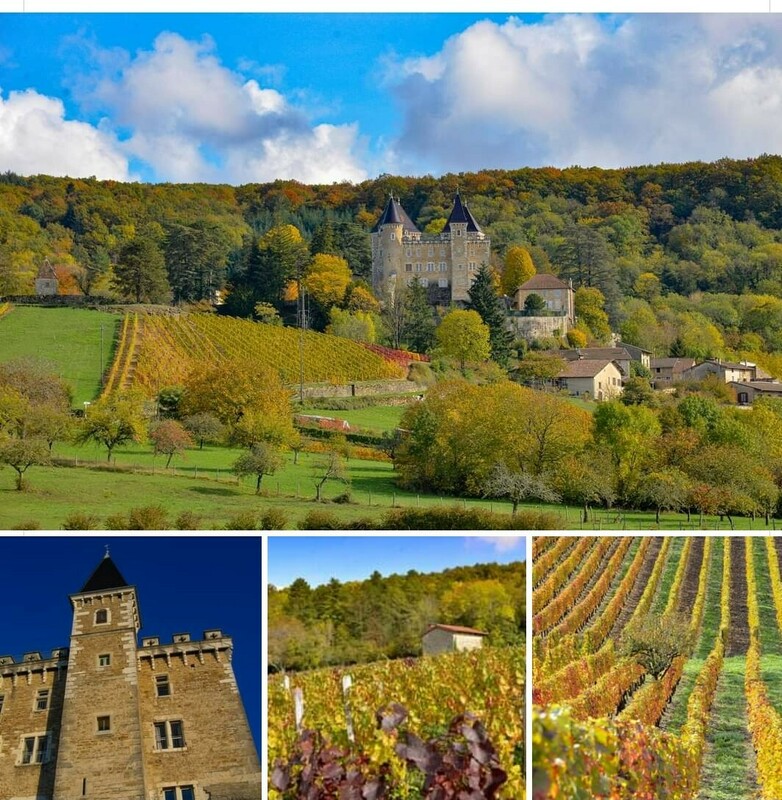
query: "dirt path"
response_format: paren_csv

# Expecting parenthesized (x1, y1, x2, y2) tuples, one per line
(727, 538, 750, 657)
(678, 536, 706, 614)
(609, 536, 662, 639)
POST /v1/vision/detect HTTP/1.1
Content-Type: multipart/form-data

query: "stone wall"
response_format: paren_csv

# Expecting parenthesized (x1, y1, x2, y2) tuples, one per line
(294, 379, 428, 400)
(507, 315, 570, 341)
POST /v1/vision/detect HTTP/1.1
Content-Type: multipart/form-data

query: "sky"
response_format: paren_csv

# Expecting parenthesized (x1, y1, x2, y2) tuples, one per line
(0, 535, 261, 755)
(2, 13, 782, 184)
(267, 535, 525, 587)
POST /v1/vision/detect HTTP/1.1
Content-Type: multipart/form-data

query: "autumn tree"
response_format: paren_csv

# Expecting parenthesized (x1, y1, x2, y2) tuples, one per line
(112, 237, 170, 303)
(0, 437, 50, 490)
(303, 253, 351, 309)
(148, 419, 193, 468)
(435, 310, 491, 371)
(76, 393, 146, 461)
(502, 245, 536, 296)
(312, 438, 350, 502)
(182, 412, 226, 449)
(233, 442, 284, 494)
(574, 286, 612, 344)
(482, 464, 559, 516)
(326, 308, 376, 342)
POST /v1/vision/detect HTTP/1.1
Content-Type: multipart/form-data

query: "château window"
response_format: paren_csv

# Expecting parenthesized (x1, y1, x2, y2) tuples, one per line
(34, 689, 49, 712)
(438, 279, 449, 288)
(405, 263, 413, 273)
(415, 263, 422, 272)
(154, 720, 186, 750)
(426, 262, 435, 272)
(420, 278, 429, 288)
(97, 716, 111, 733)
(19, 734, 49, 765)
(163, 786, 195, 800)
(95, 609, 108, 625)
(98, 654, 111, 667)
(439, 262, 447, 272)
(156, 675, 171, 697)
(0, 694, 4, 713)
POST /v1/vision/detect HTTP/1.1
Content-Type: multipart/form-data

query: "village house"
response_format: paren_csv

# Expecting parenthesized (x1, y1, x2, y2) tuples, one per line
(681, 359, 760, 384)
(731, 381, 782, 406)
(557, 347, 635, 377)
(650, 357, 697, 388)
(556, 359, 624, 401)
(513, 274, 575, 323)
(615, 342, 652, 370)
(421, 624, 488, 656)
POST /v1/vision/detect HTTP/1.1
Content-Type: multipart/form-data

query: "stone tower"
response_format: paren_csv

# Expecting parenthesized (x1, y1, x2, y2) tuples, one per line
(53, 554, 146, 800)
(371, 193, 490, 305)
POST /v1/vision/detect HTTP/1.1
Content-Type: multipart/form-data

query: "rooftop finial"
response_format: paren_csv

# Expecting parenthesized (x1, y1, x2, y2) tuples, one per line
(104, 545, 110, 559)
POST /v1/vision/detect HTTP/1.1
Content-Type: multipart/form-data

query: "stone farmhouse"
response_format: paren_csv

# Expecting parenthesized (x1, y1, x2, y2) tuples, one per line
(556, 359, 624, 401)
(557, 347, 635, 378)
(681, 359, 766, 384)
(0, 553, 260, 800)
(731, 381, 782, 406)
(422, 624, 488, 656)
(371, 193, 490, 304)
(34, 259, 58, 296)
(650, 357, 697, 388)
(510, 274, 576, 340)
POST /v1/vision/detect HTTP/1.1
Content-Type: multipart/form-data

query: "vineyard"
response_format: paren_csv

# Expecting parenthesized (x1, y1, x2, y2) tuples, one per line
(532, 534, 782, 800)
(268, 646, 523, 799)
(115, 312, 406, 396)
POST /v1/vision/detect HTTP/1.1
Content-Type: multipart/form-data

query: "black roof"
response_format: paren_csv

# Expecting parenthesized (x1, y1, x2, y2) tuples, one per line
(80, 555, 130, 593)
(444, 193, 482, 233)
(372, 196, 420, 234)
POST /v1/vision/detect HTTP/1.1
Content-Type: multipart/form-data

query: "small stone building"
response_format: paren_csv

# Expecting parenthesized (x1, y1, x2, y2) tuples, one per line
(0, 553, 260, 800)
(514, 274, 575, 323)
(557, 359, 623, 401)
(650, 357, 697, 388)
(681, 359, 757, 384)
(34, 259, 59, 296)
(731, 381, 782, 406)
(422, 624, 488, 656)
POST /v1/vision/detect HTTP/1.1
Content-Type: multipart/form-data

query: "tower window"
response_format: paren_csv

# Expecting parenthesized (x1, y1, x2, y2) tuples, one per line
(0, 694, 4, 713)
(98, 654, 111, 667)
(97, 716, 111, 733)
(415, 263, 422, 272)
(405, 263, 413, 273)
(426, 262, 435, 272)
(154, 720, 186, 750)
(439, 262, 447, 272)
(163, 787, 195, 800)
(155, 675, 171, 697)
(19, 734, 49, 765)
(95, 609, 108, 625)
(34, 689, 49, 712)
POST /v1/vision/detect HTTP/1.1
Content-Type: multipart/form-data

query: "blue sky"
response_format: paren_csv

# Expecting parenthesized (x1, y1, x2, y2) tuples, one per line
(0, 535, 261, 755)
(2, 14, 782, 183)
(267, 535, 525, 587)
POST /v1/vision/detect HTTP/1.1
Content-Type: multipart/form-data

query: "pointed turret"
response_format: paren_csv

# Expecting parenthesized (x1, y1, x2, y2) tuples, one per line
(79, 551, 130, 593)
(445, 193, 483, 233)
(372, 196, 420, 234)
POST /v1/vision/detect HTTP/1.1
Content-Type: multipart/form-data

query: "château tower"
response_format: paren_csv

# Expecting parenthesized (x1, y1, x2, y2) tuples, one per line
(0, 552, 260, 800)
(371, 193, 490, 304)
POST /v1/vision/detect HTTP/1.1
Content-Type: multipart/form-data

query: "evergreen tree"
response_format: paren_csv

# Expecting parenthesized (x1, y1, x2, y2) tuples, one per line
(402, 278, 436, 353)
(467, 264, 514, 367)
(310, 217, 337, 256)
(112, 237, 170, 303)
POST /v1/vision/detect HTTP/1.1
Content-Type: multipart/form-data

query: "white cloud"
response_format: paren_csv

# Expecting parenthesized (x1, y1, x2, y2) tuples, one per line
(87, 32, 367, 184)
(386, 14, 782, 173)
(470, 536, 524, 555)
(0, 88, 129, 180)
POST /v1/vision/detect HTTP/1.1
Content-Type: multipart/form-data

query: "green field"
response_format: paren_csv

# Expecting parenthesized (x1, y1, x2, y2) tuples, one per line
(314, 405, 407, 432)
(0, 306, 120, 405)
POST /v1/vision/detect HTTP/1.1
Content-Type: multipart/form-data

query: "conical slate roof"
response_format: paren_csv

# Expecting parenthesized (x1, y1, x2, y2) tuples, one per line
(80, 554, 130, 593)
(444, 193, 482, 233)
(372, 196, 420, 234)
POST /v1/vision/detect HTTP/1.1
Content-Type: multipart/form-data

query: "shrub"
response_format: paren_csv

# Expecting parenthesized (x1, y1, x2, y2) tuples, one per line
(620, 612, 694, 678)
(175, 510, 204, 530)
(380, 505, 562, 530)
(332, 492, 353, 504)
(260, 508, 288, 530)
(104, 513, 129, 530)
(62, 512, 101, 530)
(300, 509, 343, 530)
(224, 511, 260, 530)
(407, 361, 436, 386)
(127, 505, 169, 531)
(12, 519, 40, 530)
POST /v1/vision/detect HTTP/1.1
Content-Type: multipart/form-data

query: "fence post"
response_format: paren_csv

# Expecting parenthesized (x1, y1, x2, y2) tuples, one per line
(342, 675, 355, 743)
(293, 687, 304, 734)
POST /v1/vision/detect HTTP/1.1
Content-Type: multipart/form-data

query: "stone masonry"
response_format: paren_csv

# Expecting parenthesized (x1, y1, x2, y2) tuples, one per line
(0, 554, 260, 800)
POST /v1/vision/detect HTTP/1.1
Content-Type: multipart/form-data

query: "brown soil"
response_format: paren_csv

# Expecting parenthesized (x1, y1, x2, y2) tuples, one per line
(609, 536, 663, 639)
(726, 537, 750, 657)
(677, 536, 706, 614)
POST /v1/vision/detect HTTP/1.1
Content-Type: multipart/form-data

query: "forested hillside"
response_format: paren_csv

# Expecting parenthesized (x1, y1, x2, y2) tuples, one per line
(267, 559, 524, 671)
(5, 157, 782, 363)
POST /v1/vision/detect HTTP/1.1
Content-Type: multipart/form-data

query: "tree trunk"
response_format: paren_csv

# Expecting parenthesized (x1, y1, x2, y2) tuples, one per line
(166, 452, 173, 468)
(256, 474, 263, 495)
(656, 507, 660, 525)
(199, 438, 204, 450)
(107, 445, 113, 463)
(727, 513, 734, 530)
(512, 500, 519, 516)
(15, 470, 23, 491)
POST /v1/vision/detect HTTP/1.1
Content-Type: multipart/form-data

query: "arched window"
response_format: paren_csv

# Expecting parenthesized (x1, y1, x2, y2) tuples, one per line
(95, 609, 109, 625)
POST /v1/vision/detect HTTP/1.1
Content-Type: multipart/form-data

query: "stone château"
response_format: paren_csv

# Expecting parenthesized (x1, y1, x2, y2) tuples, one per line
(0, 553, 260, 800)
(371, 193, 491, 303)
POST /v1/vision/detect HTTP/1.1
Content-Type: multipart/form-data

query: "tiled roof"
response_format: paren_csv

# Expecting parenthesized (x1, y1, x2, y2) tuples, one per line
(559, 359, 616, 378)
(732, 381, 782, 393)
(372, 196, 420, 234)
(518, 274, 569, 290)
(36, 259, 57, 280)
(577, 348, 631, 360)
(651, 358, 696, 369)
(80, 555, 130, 593)
(425, 623, 488, 637)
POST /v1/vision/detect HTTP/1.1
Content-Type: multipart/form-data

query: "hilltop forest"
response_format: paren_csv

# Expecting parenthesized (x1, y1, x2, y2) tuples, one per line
(6, 157, 782, 363)
(267, 559, 525, 671)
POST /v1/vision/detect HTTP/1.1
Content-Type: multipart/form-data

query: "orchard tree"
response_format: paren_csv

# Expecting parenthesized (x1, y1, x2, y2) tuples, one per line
(312, 439, 351, 502)
(112, 237, 170, 303)
(182, 413, 225, 449)
(435, 310, 491, 371)
(232, 442, 284, 494)
(148, 419, 193, 468)
(0, 437, 50, 490)
(76, 393, 146, 461)
(482, 464, 559, 516)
